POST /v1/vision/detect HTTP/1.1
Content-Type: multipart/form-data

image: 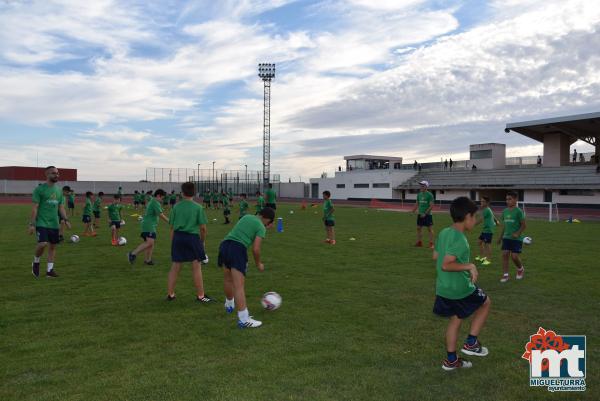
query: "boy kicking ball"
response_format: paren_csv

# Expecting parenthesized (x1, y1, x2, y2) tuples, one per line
(475, 196, 499, 266)
(107, 195, 123, 246)
(433, 197, 491, 371)
(497, 191, 526, 283)
(166, 182, 213, 303)
(218, 207, 275, 328)
(128, 189, 169, 266)
(322, 190, 336, 245)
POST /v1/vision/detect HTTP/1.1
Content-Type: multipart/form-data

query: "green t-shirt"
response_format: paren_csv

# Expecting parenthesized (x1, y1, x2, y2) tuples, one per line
(256, 196, 265, 212)
(93, 197, 102, 212)
(32, 183, 64, 229)
(117, 188, 123, 196)
(203, 192, 211, 202)
(323, 199, 335, 221)
(169, 199, 207, 235)
(239, 199, 249, 216)
(107, 203, 122, 222)
(224, 215, 266, 248)
(435, 227, 476, 299)
(502, 207, 525, 240)
(211, 193, 218, 201)
(141, 198, 163, 233)
(482, 207, 496, 234)
(68, 193, 75, 203)
(162, 195, 169, 205)
(417, 191, 434, 215)
(222, 196, 230, 210)
(265, 189, 276, 204)
(83, 198, 93, 216)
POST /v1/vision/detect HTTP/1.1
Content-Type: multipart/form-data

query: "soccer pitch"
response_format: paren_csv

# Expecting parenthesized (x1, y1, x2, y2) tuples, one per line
(1, 202, 598, 401)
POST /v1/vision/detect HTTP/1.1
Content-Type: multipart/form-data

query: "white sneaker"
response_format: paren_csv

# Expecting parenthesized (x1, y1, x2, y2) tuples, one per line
(516, 266, 525, 280)
(500, 274, 509, 283)
(238, 317, 262, 328)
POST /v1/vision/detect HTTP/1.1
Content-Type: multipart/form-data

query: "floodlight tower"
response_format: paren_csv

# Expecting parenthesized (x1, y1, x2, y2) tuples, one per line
(258, 63, 275, 190)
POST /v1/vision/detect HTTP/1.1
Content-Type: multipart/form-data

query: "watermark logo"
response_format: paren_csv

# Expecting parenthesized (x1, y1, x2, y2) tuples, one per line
(522, 327, 586, 392)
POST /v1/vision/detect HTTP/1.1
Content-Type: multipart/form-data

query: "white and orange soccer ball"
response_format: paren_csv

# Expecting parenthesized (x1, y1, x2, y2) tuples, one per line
(261, 292, 282, 311)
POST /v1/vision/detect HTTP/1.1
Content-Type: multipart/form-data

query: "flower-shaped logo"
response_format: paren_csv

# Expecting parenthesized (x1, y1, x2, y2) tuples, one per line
(522, 327, 570, 372)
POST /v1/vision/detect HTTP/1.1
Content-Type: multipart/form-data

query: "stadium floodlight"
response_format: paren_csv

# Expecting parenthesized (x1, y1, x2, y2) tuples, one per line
(258, 63, 275, 190)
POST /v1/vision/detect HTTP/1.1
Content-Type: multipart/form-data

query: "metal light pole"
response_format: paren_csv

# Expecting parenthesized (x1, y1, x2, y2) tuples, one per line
(244, 164, 248, 194)
(197, 163, 200, 191)
(258, 63, 275, 191)
(212, 161, 215, 192)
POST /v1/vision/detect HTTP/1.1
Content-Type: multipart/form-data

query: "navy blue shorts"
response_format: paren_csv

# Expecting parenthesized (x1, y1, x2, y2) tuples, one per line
(218, 240, 248, 275)
(68, 202, 75, 209)
(36, 227, 60, 244)
(502, 238, 523, 253)
(93, 211, 100, 218)
(479, 232, 493, 244)
(110, 221, 121, 229)
(141, 232, 157, 241)
(82, 215, 91, 223)
(224, 209, 231, 216)
(324, 219, 335, 227)
(433, 288, 488, 319)
(134, 201, 139, 206)
(170, 200, 176, 205)
(266, 203, 277, 210)
(417, 214, 433, 227)
(171, 231, 206, 263)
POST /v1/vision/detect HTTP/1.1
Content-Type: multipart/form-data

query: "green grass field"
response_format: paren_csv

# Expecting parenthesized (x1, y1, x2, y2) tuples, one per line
(1, 202, 598, 401)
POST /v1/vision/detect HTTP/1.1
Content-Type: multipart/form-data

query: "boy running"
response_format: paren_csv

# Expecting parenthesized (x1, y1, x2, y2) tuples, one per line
(433, 197, 491, 370)
(265, 183, 277, 210)
(322, 191, 336, 245)
(29, 166, 71, 278)
(82, 191, 97, 237)
(92, 191, 103, 230)
(238, 194, 249, 219)
(107, 195, 123, 246)
(219, 207, 275, 328)
(412, 180, 435, 248)
(497, 191, 527, 283)
(475, 196, 499, 266)
(128, 189, 169, 266)
(166, 182, 213, 303)
(255, 191, 265, 215)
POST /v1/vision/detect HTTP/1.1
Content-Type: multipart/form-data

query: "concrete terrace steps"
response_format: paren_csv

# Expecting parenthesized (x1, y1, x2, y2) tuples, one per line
(398, 165, 600, 189)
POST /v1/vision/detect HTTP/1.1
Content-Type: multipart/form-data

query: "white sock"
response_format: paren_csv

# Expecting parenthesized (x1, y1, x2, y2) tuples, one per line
(225, 298, 235, 308)
(238, 308, 249, 323)
(47, 263, 54, 272)
(33, 257, 40, 263)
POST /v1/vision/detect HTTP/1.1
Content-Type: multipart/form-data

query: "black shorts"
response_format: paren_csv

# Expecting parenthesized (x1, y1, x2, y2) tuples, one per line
(479, 233, 493, 244)
(324, 219, 335, 227)
(433, 288, 487, 319)
(36, 227, 60, 244)
(171, 231, 206, 263)
(93, 211, 100, 218)
(218, 240, 248, 275)
(141, 202, 146, 206)
(204, 201, 210, 207)
(134, 201, 140, 206)
(265, 203, 276, 210)
(141, 232, 157, 241)
(417, 214, 433, 227)
(170, 200, 176, 205)
(110, 221, 121, 229)
(224, 209, 231, 216)
(502, 238, 523, 253)
(68, 202, 75, 209)
(82, 215, 91, 223)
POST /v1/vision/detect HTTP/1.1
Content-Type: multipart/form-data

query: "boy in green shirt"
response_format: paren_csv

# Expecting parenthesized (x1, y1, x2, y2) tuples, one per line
(133, 190, 141, 209)
(107, 195, 123, 246)
(322, 190, 336, 245)
(169, 190, 177, 208)
(92, 191, 103, 231)
(265, 183, 277, 210)
(238, 193, 249, 219)
(82, 191, 97, 237)
(411, 180, 435, 248)
(67, 190, 76, 217)
(211, 190, 219, 209)
(475, 196, 499, 265)
(128, 189, 169, 266)
(59, 185, 71, 242)
(29, 166, 71, 278)
(255, 191, 265, 215)
(218, 207, 275, 328)
(222, 191, 231, 224)
(203, 190, 211, 209)
(166, 182, 212, 303)
(497, 191, 527, 283)
(433, 197, 491, 371)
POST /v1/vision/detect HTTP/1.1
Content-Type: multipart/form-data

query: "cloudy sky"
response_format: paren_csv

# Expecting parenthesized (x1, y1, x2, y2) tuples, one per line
(0, 0, 598, 181)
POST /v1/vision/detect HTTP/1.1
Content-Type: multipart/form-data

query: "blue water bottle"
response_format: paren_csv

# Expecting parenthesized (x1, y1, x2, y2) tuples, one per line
(277, 217, 284, 233)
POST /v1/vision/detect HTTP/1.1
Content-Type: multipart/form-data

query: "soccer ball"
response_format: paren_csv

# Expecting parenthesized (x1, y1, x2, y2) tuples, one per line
(289, 210, 294, 214)
(120, 220, 126, 225)
(118, 236, 127, 246)
(202, 254, 209, 264)
(261, 292, 282, 311)
(137, 216, 143, 221)
(523, 236, 533, 245)
(70, 234, 80, 243)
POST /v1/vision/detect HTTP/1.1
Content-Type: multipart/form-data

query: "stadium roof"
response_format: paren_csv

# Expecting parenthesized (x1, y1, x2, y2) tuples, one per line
(343, 155, 403, 161)
(505, 112, 600, 146)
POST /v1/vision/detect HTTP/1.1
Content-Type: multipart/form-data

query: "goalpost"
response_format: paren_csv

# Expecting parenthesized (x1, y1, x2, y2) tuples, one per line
(518, 201, 559, 222)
